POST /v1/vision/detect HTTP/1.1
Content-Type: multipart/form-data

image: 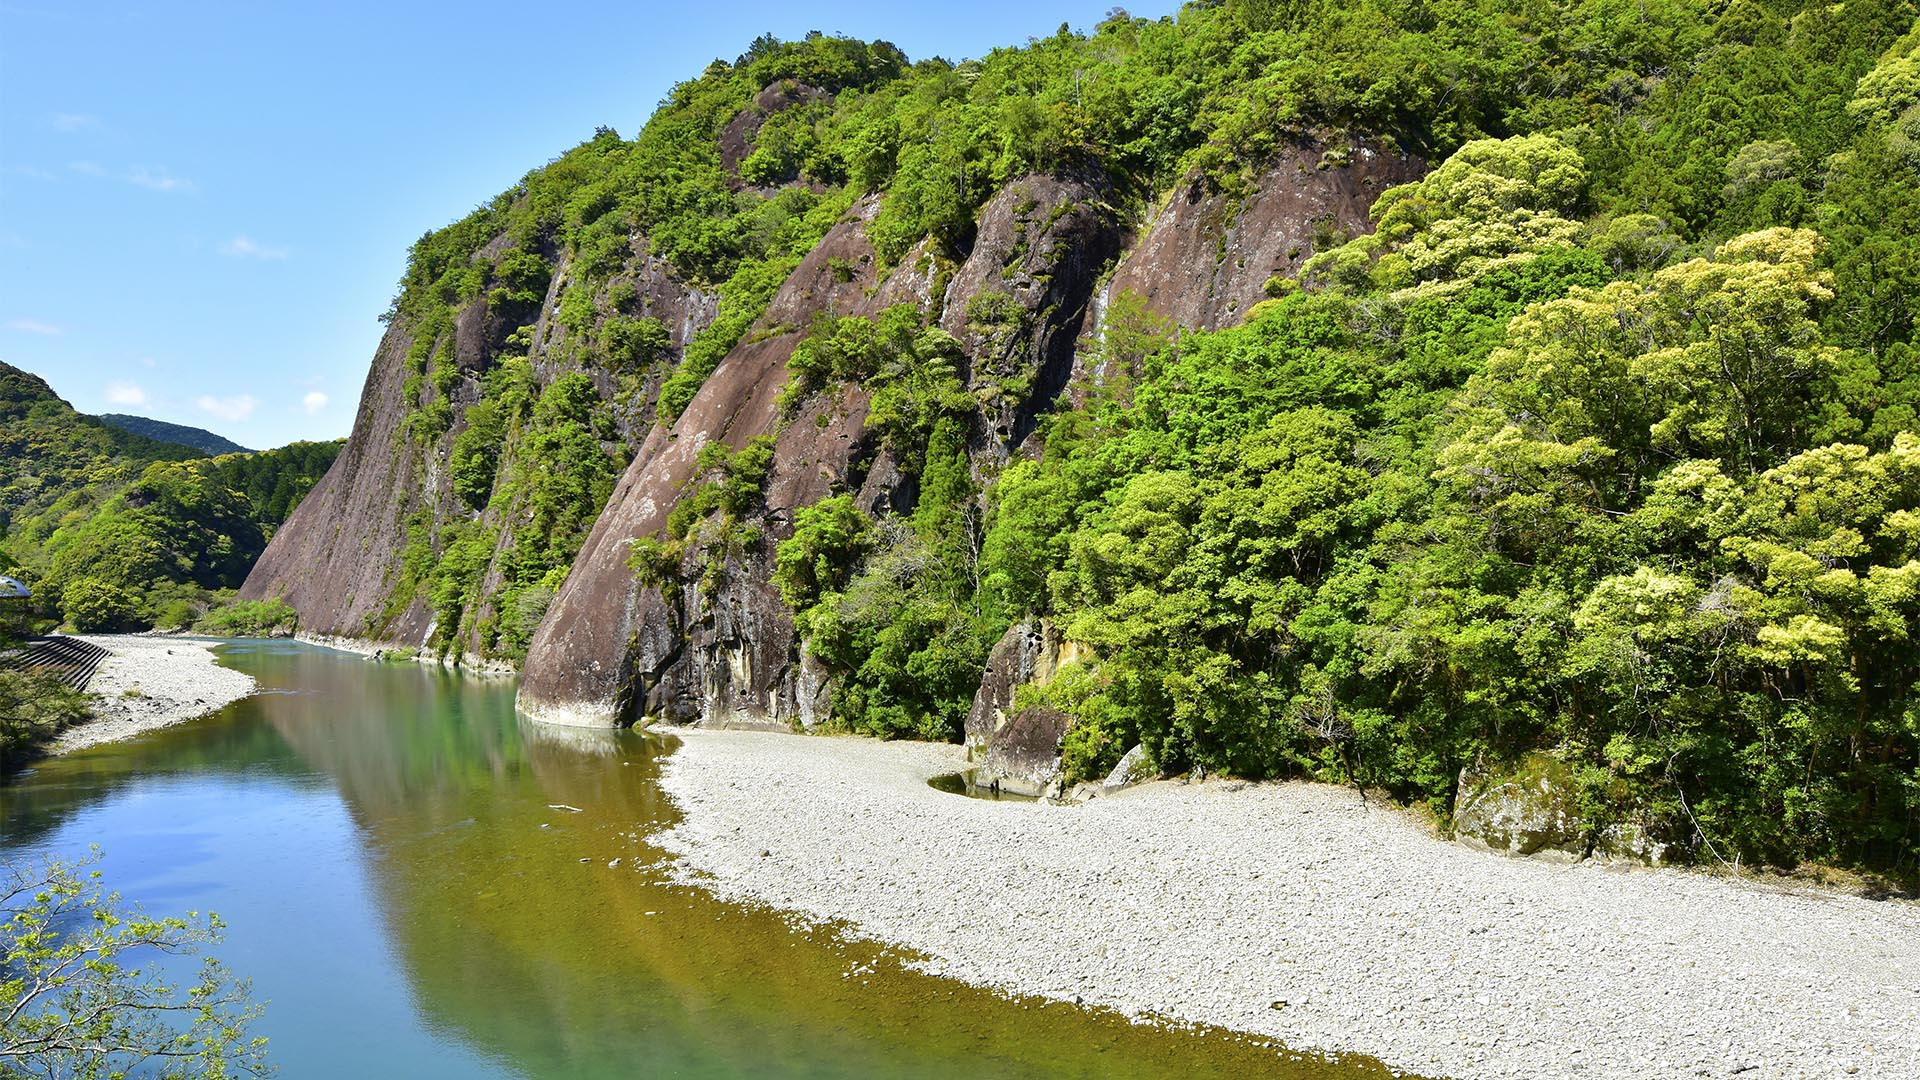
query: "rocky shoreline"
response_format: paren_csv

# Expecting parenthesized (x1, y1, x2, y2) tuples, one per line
(654, 729, 1920, 1080)
(50, 635, 257, 755)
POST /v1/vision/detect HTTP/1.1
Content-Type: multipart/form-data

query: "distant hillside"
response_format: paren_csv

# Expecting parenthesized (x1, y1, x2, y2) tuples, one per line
(0, 359, 343, 632)
(96, 413, 251, 455)
(0, 362, 203, 533)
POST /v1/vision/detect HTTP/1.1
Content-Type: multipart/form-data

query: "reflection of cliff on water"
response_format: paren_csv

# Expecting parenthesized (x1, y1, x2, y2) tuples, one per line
(262, 650, 1402, 1080)
(4, 643, 1413, 1080)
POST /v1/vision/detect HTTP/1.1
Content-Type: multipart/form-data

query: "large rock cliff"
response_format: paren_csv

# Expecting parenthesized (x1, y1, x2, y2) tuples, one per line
(247, 127, 1422, 736)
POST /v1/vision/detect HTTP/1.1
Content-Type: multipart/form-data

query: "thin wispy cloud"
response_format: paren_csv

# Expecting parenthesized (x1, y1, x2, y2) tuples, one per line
(302, 391, 329, 415)
(128, 166, 192, 192)
(137, 356, 157, 368)
(67, 160, 106, 177)
(105, 380, 148, 407)
(220, 234, 287, 260)
(196, 394, 257, 423)
(49, 112, 98, 132)
(6, 165, 55, 181)
(6, 318, 62, 336)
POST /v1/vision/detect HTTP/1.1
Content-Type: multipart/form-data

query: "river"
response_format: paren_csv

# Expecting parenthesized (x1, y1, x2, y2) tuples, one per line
(0, 641, 1399, 1079)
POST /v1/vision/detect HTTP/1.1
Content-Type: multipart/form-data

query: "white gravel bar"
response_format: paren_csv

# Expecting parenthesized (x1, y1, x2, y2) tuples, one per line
(654, 728, 1920, 1080)
(51, 635, 256, 754)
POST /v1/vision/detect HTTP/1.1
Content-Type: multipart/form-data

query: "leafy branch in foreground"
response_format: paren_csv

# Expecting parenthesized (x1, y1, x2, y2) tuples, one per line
(0, 851, 270, 1079)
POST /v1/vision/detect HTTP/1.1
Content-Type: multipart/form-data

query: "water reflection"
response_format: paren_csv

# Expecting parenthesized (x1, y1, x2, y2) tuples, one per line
(0, 642, 1415, 1080)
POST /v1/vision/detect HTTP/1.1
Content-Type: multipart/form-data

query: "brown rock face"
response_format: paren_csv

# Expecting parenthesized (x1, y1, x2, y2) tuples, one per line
(978, 707, 1072, 795)
(515, 199, 903, 727)
(241, 234, 717, 657)
(239, 315, 438, 646)
(943, 169, 1123, 453)
(965, 618, 1065, 752)
(517, 171, 1124, 728)
(1098, 138, 1424, 332)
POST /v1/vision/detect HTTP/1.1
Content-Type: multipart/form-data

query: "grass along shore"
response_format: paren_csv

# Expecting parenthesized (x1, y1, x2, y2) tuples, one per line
(655, 728, 1920, 1080)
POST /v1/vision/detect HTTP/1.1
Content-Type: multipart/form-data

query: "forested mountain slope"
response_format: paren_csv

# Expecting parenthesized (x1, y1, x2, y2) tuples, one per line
(0, 362, 341, 631)
(246, 0, 1920, 878)
(96, 414, 252, 456)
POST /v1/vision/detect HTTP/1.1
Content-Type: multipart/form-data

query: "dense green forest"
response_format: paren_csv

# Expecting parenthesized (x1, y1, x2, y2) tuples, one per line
(0, 362, 340, 633)
(337, 0, 1920, 876)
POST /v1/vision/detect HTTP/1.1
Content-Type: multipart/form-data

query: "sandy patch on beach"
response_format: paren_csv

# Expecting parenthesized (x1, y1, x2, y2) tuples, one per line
(51, 636, 256, 754)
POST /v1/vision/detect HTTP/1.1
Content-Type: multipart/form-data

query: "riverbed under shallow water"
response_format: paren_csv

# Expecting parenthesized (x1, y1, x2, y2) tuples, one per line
(0, 640, 1412, 1079)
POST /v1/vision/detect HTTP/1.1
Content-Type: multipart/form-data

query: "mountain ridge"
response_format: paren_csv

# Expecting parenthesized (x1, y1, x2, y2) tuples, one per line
(95, 413, 252, 456)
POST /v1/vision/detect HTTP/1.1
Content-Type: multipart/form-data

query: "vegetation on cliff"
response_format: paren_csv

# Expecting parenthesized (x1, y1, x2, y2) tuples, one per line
(300, 0, 1920, 877)
(946, 2, 1920, 876)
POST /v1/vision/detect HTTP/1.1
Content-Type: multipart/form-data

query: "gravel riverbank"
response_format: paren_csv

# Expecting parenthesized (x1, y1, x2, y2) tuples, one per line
(50, 636, 256, 754)
(654, 728, 1920, 1080)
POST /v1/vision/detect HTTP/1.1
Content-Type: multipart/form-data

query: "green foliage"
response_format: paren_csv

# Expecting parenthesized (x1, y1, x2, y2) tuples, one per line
(774, 495, 876, 607)
(194, 597, 299, 638)
(1304, 133, 1588, 297)
(0, 671, 91, 767)
(602, 315, 673, 372)
(203, 440, 343, 534)
(954, 101, 1920, 875)
(59, 577, 144, 632)
(0, 852, 270, 1078)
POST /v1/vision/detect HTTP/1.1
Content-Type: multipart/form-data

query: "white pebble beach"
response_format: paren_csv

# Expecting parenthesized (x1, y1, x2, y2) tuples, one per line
(654, 728, 1920, 1080)
(50, 635, 257, 754)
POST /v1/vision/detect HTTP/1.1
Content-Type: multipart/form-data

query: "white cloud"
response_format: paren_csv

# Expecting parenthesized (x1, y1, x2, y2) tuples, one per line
(104, 380, 148, 407)
(66, 160, 105, 177)
(49, 112, 98, 132)
(301, 391, 329, 415)
(195, 394, 257, 423)
(6, 165, 55, 181)
(219, 234, 287, 260)
(6, 318, 62, 335)
(128, 166, 192, 192)
(137, 355, 156, 368)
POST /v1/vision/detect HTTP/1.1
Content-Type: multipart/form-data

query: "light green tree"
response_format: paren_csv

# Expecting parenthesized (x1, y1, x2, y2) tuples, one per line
(0, 852, 270, 1079)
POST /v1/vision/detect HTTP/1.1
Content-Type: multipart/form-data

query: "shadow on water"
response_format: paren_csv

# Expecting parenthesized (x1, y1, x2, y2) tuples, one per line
(0, 641, 1428, 1080)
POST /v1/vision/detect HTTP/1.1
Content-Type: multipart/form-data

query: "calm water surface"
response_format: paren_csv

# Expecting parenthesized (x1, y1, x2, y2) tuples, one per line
(0, 641, 1405, 1079)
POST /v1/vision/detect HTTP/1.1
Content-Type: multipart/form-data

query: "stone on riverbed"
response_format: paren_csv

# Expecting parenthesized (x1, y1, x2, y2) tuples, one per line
(1103, 744, 1152, 792)
(1452, 752, 1586, 862)
(976, 706, 1071, 797)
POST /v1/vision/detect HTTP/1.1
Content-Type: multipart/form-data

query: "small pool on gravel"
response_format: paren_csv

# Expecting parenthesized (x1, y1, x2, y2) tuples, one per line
(927, 769, 1043, 801)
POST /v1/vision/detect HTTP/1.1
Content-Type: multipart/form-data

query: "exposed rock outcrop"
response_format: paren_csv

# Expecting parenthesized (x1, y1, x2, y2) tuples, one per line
(242, 237, 716, 660)
(519, 172, 1124, 728)
(1453, 753, 1588, 862)
(1093, 137, 1424, 334)
(1453, 753, 1679, 866)
(250, 113, 1421, 744)
(239, 314, 439, 647)
(977, 707, 1072, 796)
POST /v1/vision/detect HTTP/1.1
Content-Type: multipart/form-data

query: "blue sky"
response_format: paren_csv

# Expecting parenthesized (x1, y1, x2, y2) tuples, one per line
(0, 1, 1176, 450)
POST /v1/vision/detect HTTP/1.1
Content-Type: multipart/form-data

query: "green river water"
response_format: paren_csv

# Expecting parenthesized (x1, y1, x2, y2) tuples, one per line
(0, 641, 1408, 1079)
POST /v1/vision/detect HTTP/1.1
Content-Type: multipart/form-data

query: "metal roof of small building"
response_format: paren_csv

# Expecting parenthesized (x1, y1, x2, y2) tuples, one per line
(0, 576, 31, 599)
